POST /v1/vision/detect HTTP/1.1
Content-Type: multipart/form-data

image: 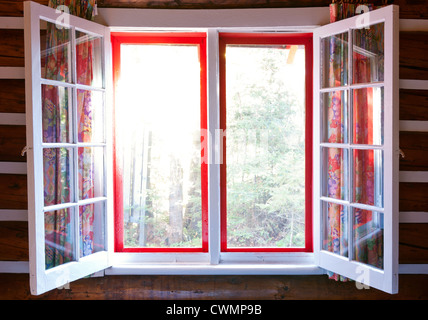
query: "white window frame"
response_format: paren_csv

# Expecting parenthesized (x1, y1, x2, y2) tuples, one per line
(24, 1, 114, 295)
(313, 5, 400, 294)
(25, 1, 399, 295)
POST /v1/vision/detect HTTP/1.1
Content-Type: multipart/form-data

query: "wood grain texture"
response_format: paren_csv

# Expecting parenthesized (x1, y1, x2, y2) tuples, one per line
(399, 223, 428, 264)
(0, 29, 24, 67)
(399, 182, 428, 212)
(0, 80, 25, 114)
(399, 131, 428, 171)
(0, 273, 427, 300)
(0, 174, 27, 209)
(0, 0, 48, 17)
(97, 0, 333, 10)
(0, 125, 26, 162)
(400, 89, 428, 121)
(0, 221, 28, 261)
(400, 32, 428, 80)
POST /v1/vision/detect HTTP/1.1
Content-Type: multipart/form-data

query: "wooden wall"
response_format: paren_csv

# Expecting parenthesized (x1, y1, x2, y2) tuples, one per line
(0, 0, 427, 300)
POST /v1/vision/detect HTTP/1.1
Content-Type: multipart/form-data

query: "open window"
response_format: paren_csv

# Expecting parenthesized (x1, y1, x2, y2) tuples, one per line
(24, 1, 399, 295)
(313, 5, 399, 293)
(24, 1, 113, 295)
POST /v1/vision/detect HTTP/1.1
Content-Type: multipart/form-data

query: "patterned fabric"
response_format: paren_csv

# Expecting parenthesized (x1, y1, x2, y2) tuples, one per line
(43, 0, 96, 269)
(326, 1, 384, 280)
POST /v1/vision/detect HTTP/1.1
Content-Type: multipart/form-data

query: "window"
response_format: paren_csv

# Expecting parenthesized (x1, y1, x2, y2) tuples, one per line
(111, 33, 208, 252)
(24, 1, 399, 295)
(219, 33, 313, 252)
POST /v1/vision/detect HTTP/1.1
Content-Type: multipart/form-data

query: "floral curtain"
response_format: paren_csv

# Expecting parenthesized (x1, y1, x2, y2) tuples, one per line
(326, 0, 385, 281)
(43, 0, 97, 269)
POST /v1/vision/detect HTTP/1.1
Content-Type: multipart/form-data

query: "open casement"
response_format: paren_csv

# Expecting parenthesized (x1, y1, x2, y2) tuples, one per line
(24, 0, 399, 296)
(313, 5, 399, 294)
(24, 1, 113, 295)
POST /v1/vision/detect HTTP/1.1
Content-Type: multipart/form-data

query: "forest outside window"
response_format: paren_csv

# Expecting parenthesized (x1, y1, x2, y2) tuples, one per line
(219, 34, 313, 252)
(112, 33, 208, 253)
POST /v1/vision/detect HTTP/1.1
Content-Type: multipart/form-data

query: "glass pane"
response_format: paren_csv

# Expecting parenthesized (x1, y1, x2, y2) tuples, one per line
(117, 44, 203, 248)
(225, 44, 306, 248)
(322, 201, 348, 257)
(322, 90, 348, 143)
(77, 89, 104, 143)
(353, 22, 385, 84)
(40, 20, 72, 83)
(321, 32, 348, 88)
(323, 147, 348, 201)
(78, 147, 104, 200)
(43, 148, 72, 206)
(353, 209, 384, 269)
(45, 207, 75, 270)
(353, 149, 383, 207)
(79, 201, 106, 257)
(42, 84, 72, 143)
(76, 31, 103, 88)
(352, 87, 384, 145)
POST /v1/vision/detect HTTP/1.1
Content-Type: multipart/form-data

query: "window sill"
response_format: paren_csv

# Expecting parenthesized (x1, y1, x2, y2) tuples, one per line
(104, 252, 324, 276)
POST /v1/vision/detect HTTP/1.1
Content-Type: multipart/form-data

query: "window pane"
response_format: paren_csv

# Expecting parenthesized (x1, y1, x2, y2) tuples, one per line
(77, 89, 104, 143)
(42, 84, 72, 143)
(353, 23, 384, 84)
(43, 148, 72, 206)
(40, 20, 72, 83)
(353, 209, 383, 269)
(225, 44, 306, 248)
(76, 31, 103, 88)
(352, 87, 384, 146)
(78, 147, 104, 200)
(117, 44, 202, 248)
(353, 149, 383, 207)
(321, 32, 348, 88)
(322, 201, 348, 257)
(45, 207, 75, 270)
(322, 147, 348, 201)
(322, 90, 348, 143)
(79, 201, 106, 257)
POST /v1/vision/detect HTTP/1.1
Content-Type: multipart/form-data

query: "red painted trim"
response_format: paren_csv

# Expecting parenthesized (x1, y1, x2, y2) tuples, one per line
(219, 33, 313, 253)
(111, 32, 208, 253)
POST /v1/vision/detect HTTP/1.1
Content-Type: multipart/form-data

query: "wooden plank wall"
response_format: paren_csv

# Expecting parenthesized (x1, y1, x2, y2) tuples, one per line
(0, 0, 427, 300)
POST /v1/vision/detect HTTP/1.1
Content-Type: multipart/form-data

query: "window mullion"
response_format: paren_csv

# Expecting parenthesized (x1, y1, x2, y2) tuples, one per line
(207, 28, 221, 264)
(70, 25, 80, 262)
(347, 27, 354, 263)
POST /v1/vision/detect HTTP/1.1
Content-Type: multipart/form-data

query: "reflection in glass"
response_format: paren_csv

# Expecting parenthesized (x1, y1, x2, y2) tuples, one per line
(322, 90, 348, 144)
(79, 201, 105, 257)
(42, 84, 72, 143)
(323, 147, 348, 201)
(77, 89, 104, 143)
(353, 149, 383, 207)
(321, 32, 348, 88)
(43, 148, 72, 206)
(40, 20, 72, 82)
(76, 31, 103, 88)
(45, 207, 74, 270)
(322, 201, 348, 257)
(353, 209, 384, 269)
(353, 87, 384, 145)
(78, 147, 104, 200)
(353, 23, 384, 84)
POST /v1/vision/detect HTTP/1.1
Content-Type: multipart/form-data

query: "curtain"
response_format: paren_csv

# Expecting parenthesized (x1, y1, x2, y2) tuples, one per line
(43, 0, 97, 270)
(326, 0, 385, 280)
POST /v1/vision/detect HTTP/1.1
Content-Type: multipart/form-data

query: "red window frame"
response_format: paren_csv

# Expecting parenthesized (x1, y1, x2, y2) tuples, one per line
(111, 32, 208, 253)
(219, 33, 313, 252)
